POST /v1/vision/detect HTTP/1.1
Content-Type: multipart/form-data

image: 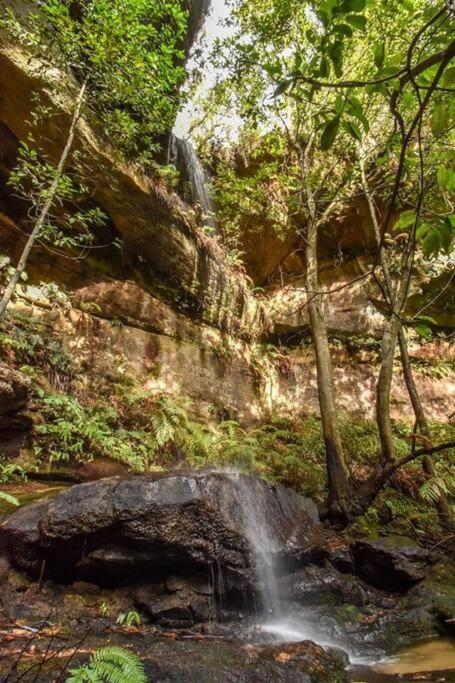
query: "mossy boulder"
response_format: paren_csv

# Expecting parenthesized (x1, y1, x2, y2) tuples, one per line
(401, 561, 455, 633)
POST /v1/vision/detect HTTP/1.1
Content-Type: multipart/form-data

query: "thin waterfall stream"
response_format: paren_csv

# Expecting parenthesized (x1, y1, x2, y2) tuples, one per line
(168, 132, 218, 233)
(223, 470, 317, 643)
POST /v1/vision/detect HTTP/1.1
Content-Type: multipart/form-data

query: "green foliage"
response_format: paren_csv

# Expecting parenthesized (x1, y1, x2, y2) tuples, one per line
(66, 646, 147, 683)
(0, 312, 74, 387)
(99, 601, 111, 617)
(419, 475, 455, 505)
(0, 461, 27, 485)
(32, 389, 212, 471)
(33, 391, 150, 470)
(1, 0, 189, 162)
(116, 610, 141, 628)
(207, 129, 299, 267)
(8, 142, 107, 251)
(0, 491, 20, 507)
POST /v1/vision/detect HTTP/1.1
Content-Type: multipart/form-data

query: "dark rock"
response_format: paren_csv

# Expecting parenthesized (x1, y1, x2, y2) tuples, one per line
(401, 561, 455, 632)
(367, 606, 439, 650)
(258, 641, 349, 683)
(135, 586, 194, 628)
(190, 595, 211, 623)
(328, 546, 354, 574)
(0, 500, 49, 574)
(350, 537, 435, 590)
(284, 565, 370, 607)
(0, 363, 32, 458)
(1, 471, 323, 590)
(0, 363, 30, 415)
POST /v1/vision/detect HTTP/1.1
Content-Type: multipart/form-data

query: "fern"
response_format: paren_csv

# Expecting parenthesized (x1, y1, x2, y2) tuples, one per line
(116, 610, 141, 628)
(66, 646, 147, 683)
(0, 491, 19, 506)
(419, 476, 454, 504)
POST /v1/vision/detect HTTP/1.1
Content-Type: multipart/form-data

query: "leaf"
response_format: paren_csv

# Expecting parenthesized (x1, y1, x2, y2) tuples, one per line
(431, 104, 449, 136)
(341, 0, 366, 10)
(443, 66, 455, 86)
(0, 492, 19, 506)
(415, 325, 432, 340)
(345, 120, 362, 141)
(415, 315, 437, 326)
(328, 42, 343, 77)
(263, 62, 281, 77)
(422, 228, 440, 257)
(333, 23, 353, 37)
(335, 94, 345, 114)
(373, 42, 385, 70)
(319, 56, 329, 77)
(394, 210, 415, 230)
(344, 14, 367, 30)
(320, 116, 341, 150)
(415, 222, 430, 240)
(437, 166, 455, 191)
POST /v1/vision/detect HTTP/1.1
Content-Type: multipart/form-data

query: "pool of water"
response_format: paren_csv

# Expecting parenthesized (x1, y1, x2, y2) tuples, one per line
(0, 480, 68, 521)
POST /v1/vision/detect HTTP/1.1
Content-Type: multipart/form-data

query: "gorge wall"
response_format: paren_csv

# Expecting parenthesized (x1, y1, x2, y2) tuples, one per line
(0, 29, 454, 430)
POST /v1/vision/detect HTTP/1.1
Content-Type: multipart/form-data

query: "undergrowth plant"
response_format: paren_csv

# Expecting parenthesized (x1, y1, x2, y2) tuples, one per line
(116, 610, 141, 628)
(66, 646, 147, 683)
(0, 311, 74, 388)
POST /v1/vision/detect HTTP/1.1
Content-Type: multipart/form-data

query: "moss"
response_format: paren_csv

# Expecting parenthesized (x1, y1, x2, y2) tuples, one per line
(402, 562, 455, 627)
(333, 604, 363, 624)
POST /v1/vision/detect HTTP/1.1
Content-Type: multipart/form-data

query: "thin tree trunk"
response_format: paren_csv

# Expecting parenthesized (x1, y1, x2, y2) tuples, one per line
(360, 156, 451, 524)
(0, 79, 87, 318)
(299, 140, 351, 518)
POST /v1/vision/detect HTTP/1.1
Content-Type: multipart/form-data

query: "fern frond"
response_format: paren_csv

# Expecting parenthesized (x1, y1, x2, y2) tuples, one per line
(67, 646, 147, 683)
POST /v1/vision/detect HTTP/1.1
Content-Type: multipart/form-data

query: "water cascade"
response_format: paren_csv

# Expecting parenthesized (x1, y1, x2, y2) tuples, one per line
(168, 132, 218, 232)
(226, 471, 283, 619)
(223, 471, 317, 642)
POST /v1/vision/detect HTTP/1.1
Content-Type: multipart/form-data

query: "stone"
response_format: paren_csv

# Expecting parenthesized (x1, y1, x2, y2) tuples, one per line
(284, 566, 370, 608)
(135, 586, 194, 628)
(0, 363, 30, 415)
(0, 500, 49, 575)
(328, 546, 355, 574)
(401, 561, 455, 630)
(350, 537, 436, 590)
(0, 472, 324, 591)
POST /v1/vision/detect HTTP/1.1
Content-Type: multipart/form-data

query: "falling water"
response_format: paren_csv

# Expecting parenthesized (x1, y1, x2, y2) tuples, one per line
(224, 471, 284, 620)
(222, 470, 318, 644)
(168, 132, 218, 232)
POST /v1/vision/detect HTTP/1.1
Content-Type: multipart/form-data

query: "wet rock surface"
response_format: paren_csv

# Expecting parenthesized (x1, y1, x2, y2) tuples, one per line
(0, 471, 323, 590)
(350, 537, 437, 590)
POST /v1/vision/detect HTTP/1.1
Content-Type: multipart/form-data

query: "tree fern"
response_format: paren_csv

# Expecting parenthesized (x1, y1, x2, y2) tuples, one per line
(66, 646, 147, 683)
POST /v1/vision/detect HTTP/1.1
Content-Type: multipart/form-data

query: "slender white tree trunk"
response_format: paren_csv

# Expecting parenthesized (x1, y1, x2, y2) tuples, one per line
(360, 154, 451, 524)
(0, 79, 87, 317)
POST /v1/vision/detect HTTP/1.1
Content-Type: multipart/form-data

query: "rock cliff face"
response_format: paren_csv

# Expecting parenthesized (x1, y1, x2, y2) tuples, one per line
(0, 30, 453, 430)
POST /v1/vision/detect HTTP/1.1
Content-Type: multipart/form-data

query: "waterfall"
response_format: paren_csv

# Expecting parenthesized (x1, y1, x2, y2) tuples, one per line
(225, 472, 284, 620)
(223, 470, 317, 643)
(168, 132, 218, 232)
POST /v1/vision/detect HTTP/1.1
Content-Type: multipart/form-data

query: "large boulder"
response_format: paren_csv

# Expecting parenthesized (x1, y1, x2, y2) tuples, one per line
(350, 537, 436, 591)
(0, 471, 324, 591)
